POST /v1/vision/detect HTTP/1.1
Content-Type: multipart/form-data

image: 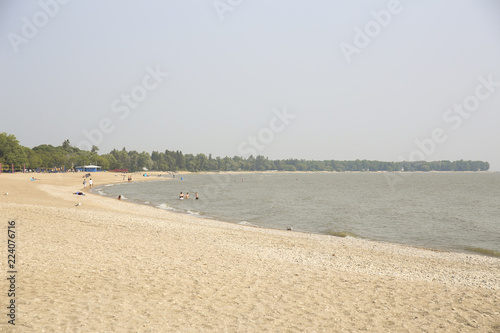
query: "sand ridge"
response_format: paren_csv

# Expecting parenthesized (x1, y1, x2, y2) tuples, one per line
(0, 172, 499, 332)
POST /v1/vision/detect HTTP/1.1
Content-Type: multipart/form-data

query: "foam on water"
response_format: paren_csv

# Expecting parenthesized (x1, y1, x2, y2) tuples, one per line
(156, 202, 208, 219)
(239, 221, 259, 227)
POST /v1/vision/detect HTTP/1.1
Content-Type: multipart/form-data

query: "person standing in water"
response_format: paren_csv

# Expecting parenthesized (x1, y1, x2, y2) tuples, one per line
(179, 192, 184, 199)
(185, 192, 189, 199)
(195, 192, 199, 200)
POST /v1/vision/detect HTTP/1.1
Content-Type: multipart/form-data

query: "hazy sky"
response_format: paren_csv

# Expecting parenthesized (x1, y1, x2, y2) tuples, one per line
(1, 0, 499, 170)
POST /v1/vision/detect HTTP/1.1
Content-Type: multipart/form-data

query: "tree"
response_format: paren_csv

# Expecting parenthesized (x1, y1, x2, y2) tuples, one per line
(295, 161, 307, 171)
(62, 139, 71, 150)
(137, 152, 152, 170)
(175, 151, 186, 170)
(255, 155, 266, 171)
(111, 148, 129, 169)
(0, 133, 26, 166)
(102, 154, 120, 170)
(94, 155, 110, 170)
(195, 153, 207, 171)
(24, 147, 42, 169)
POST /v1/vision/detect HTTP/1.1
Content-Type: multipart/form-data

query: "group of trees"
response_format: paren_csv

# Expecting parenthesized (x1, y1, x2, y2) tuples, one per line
(0, 133, 490, 173)
(0, 133, 111, 172)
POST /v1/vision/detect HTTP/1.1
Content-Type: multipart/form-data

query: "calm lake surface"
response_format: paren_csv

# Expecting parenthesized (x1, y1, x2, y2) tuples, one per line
(96, 172, 500, 257)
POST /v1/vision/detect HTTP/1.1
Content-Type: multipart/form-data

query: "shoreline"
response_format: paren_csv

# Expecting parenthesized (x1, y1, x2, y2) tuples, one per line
(92, 173, 500, 259)
(0, 172, 499, 331)
(79, 174, 500, 279)
(166, 169, 497, 174)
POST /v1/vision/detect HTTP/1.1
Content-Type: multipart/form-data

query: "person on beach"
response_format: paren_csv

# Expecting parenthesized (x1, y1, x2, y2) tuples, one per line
(83, 179, 86, 188)
(179, 192, 184, 199)
(195, 192, 199, 200)
(89, 178, 93, 188)
(118, 195, 122, 200)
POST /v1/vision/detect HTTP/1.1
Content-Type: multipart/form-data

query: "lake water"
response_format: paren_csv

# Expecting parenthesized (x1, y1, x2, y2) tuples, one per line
(95, 172, 500, 257)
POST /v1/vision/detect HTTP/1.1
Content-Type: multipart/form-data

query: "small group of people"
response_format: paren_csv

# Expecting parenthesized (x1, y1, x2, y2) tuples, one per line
(179, 192, 198, 200)
(83, 178, 93, 188)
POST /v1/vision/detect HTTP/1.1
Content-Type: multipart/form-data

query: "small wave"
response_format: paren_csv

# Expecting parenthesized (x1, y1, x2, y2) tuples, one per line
(157, 203, 170, 210)
(239, 221, 259, 227)
(464, 247, 500, 258)
(324, 229, 359, 238)
(98, 190, 106, 196)
(104, 184, 114, 187)
(156, 203, 204, 218)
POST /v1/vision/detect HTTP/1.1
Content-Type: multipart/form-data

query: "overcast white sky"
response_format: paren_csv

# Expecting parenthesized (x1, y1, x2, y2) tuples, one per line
(1, 0, 499, 170)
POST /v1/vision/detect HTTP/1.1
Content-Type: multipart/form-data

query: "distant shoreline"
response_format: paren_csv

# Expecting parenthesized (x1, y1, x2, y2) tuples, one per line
(126, 169, 495, 176)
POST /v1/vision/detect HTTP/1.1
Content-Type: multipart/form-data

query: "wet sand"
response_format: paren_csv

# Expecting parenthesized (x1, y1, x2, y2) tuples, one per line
(0, 172, 498, 332)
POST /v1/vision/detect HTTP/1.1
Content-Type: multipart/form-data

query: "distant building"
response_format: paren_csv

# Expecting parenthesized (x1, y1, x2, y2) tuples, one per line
(75, 165, 102, 172)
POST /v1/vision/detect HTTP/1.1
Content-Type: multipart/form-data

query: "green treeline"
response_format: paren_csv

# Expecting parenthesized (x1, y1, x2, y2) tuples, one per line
(0, 133, 490, 172)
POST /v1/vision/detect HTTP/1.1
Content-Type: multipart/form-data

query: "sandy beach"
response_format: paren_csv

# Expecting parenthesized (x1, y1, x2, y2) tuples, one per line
(0, 172, 499, 332)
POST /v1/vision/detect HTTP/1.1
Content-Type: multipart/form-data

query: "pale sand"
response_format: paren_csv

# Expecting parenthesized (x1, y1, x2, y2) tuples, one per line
(0, 172, 499, 332)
